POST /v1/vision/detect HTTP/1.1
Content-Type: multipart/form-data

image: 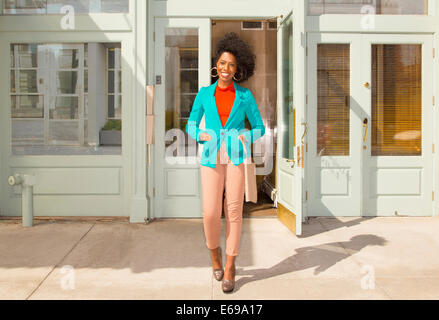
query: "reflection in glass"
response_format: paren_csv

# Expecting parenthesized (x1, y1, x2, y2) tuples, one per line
(10, 42, 122, 155)
(165, 28, 199, 157)
(12, 119, 44, 144)
(317, 44, 350, 156)
(10, 70, 15, 93)
(108, 71, 115, 93)
(54, 48, 79, 69)
(17, 44, 38, 68)
(50, 96, 79, 119)
(281, 15, 294, 160)
(4, 0, 129, 14)
(19, 70, 39, 93)
(309, 0, 427, 15)
(56, 71, 78, 94)
(50, 121, 79, 143)
(11, 95, 44, 118)
(372, 44, 422, 156)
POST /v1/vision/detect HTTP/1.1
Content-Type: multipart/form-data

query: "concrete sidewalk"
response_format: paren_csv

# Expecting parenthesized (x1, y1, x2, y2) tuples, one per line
(1, 216, 438, 300)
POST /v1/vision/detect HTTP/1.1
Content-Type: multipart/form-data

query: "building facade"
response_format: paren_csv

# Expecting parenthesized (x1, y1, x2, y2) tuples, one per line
(0, 0, 438, 236)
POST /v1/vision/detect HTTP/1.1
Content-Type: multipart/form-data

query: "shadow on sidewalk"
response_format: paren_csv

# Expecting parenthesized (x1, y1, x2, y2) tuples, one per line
(299, 217, 377, 238)
(235, 234, 387, 292)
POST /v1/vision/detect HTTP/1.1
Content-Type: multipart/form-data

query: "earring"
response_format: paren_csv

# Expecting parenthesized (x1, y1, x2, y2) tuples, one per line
(210, 67, 219, 78)
(233, 72, 242, 81)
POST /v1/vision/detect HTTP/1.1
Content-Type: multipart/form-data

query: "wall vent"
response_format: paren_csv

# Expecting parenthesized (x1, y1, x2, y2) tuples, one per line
(241, 21, 263, 30)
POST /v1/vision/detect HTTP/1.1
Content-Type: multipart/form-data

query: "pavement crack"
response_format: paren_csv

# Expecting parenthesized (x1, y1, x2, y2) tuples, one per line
(25, 223, 96, 300)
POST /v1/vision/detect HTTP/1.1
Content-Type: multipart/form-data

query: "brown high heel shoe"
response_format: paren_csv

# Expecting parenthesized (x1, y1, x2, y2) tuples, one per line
(212, 247, 224, 281)
(222, 263, 236, 293)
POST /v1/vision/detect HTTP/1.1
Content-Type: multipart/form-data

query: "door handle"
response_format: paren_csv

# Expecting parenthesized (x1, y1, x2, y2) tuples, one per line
(363, 118, 368, 142)
(286, 159, 296, 168)
(301, 122, 308, 145)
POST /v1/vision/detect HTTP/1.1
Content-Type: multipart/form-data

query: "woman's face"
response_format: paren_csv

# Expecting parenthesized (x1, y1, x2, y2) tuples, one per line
(216, 51, 237, 83)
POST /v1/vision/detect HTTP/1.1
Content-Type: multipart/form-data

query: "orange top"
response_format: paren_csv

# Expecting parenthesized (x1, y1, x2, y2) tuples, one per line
(214, 82, 235, 127)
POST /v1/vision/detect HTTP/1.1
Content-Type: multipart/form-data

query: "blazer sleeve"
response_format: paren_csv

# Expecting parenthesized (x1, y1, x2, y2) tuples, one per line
(242, 89, 266, 144)
(185, 87, 208, 144)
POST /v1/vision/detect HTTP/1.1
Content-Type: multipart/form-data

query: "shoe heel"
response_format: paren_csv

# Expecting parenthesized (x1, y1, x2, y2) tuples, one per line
(212, 247, 224, 281)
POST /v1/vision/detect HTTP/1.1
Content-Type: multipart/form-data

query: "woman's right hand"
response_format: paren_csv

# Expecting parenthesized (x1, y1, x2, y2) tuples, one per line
(199, 132, 212, 141)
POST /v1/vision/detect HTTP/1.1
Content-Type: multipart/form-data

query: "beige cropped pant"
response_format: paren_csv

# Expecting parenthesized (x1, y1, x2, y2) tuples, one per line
(200, 141, 245, 256)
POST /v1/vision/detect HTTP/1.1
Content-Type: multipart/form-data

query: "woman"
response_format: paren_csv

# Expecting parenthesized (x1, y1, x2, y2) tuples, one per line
(185, 32, 265, 293)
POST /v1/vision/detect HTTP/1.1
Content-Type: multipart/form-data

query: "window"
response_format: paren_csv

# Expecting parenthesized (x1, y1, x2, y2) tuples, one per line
(165, 28, 199, 157)
(308, 0, 428, 15)
(3, 0, 129, 14)
(10, 42, 123, 155)
(371, 44, 422, 156)
(107, 47, 122, 119)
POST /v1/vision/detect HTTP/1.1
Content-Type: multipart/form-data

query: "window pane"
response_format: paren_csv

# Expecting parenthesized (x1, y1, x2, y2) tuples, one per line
(49, 121, 78, 143)
(56, 71, 78, 94)
(10, 70, 15, 93)
(10, 46, 14, 68)
(165, 28, 199, 157)
(11, 95, 44, 118)
(84, 69, 88, 93)
(281, 16, 294, 160)
(4, 0, 129, 13)
(17, 44, 38, 68)
(108, 71, 114, 93)
(12, 119, 44, 143)
(54, 48, 79, 69)
(50, 96, 78, 119)
(117, 70, 121, 93)
(309, 0, 427, 15)
(18, 70, 39, 93)
(108, 95, 115, 118)
(84, 44, 88, 67)
(116, 95, 122, 119)
(317, 44, 350, 156)
(372, 44, 422, 156)
(108, 49, 115, 69)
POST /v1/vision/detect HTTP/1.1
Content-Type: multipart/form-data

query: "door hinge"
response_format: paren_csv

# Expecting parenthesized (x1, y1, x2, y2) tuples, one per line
(433, 96, 435, 106)
(306, 94, 308, 105)
(153, 188, 156, 197)
(433, 48, 436, 59)
(306, 46, 308, 57)
(305, 191, 308, 201)
(433, 144, 435, 153)
(153, 31, 155, 42)
(433, 191, 434, 201)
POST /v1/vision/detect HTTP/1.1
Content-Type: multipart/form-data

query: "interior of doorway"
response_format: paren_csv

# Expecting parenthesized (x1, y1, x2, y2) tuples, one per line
(211, 19, 277, 218)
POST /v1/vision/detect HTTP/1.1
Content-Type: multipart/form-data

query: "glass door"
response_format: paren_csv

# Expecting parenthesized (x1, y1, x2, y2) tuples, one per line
(361, 34, 434, 216)
(276, 11, 304, 235)
(307, 33, 363, 216)
(307, 33, 434, 217)
(153, 17, 211, 218)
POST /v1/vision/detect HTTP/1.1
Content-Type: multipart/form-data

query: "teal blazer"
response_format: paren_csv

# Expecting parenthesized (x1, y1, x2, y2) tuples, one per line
(185, 79, 266, 168)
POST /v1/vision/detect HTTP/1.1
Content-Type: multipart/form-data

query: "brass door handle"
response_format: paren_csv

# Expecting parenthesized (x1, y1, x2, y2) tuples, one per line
(364, 82, 370, 88)
(286, 159, 295, 168)
(363, 118, 368, 142)
(301, 122, 308, 145)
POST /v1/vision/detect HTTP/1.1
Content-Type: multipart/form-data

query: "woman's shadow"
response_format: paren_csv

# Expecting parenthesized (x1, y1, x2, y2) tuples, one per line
(235, 234, 387, 291)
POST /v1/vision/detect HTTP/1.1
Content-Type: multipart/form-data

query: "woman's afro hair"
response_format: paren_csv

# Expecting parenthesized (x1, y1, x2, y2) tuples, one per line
(213, 32, 256, 83)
